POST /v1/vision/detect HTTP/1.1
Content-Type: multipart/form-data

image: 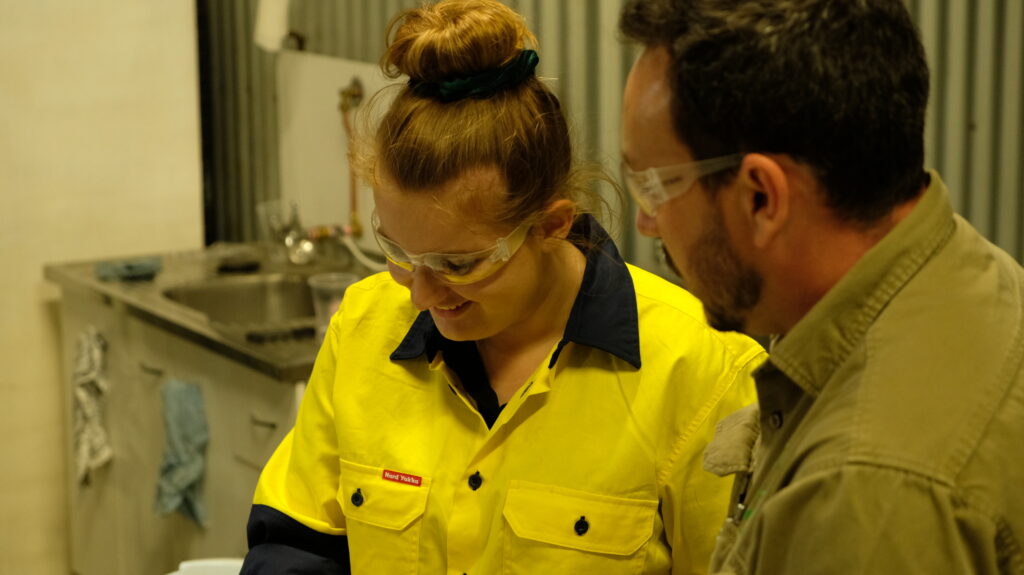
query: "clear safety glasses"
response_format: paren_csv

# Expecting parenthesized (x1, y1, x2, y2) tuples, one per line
(371, 211, 533, 285)
(622, 154, 742, 216)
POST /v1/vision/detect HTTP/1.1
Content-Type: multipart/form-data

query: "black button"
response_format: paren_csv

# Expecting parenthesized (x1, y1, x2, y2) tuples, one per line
(769, 411, 784, 429)
(468, 471, 483, 491)
(351, 488, 364, 507)
(574, 516, 589, 536)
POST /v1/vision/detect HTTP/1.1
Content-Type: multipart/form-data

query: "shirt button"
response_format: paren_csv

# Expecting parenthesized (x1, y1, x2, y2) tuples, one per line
(769, 411, 784, 429)
(350, 488, 364, 507)
(468, 471, 483, 491)
(574, 516, 589, 536)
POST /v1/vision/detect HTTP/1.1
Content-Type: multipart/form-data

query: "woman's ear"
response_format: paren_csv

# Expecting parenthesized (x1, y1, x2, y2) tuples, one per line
(539, 199, 577, 240)
(736, 154, 790, 249)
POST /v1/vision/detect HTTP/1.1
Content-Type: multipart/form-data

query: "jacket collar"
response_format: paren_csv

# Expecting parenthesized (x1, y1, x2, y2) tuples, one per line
(767, 170, 956, 396)
(390, 214, 641, 369)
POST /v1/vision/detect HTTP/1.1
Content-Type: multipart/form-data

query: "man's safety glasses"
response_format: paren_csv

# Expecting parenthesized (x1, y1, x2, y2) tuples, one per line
(622, 154, 742, 216)
(371, 211, 533, 285)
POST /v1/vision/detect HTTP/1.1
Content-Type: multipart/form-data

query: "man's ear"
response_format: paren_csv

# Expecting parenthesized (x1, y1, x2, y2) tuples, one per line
(736, 154, 790, 249)
(539, 199, 577, 241)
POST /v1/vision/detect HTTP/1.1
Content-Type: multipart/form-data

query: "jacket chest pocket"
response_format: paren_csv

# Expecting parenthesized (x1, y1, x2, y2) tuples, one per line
(339, 459, 430, 575)
(501, 480, 658, 575)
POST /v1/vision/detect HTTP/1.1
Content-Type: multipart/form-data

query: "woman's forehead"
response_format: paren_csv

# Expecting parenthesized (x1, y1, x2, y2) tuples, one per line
(373, 167, 513, 252)
(377, 165, 505, 204)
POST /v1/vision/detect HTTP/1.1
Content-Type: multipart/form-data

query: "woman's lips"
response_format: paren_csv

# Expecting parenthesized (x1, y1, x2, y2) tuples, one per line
(432, 301, 470, 318)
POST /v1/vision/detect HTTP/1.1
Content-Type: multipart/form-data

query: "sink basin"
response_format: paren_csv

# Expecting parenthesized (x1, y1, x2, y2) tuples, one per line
(163, 274, 314, 324)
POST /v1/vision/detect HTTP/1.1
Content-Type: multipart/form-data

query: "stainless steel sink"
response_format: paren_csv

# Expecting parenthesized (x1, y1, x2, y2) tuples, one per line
(163, 273, 314, 324)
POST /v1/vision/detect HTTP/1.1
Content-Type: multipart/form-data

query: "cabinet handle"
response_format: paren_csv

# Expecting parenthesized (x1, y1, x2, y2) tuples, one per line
(250, 415, 278, 430)
(139, 363, 164, 376)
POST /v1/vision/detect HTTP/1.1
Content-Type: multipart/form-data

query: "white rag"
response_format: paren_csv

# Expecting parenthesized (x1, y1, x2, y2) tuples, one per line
(72, 326, 114, 484)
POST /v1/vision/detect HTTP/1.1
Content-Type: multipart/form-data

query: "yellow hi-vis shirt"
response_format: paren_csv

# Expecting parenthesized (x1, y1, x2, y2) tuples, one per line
(250, 220, 764, 575)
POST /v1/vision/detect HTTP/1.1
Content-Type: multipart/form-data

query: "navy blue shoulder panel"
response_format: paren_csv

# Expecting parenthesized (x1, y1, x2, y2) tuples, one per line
(241, 504, 351, 574)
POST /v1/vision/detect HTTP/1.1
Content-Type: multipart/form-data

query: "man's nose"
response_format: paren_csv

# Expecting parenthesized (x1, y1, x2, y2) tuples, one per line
(635, 208, 660, 238)
(408, 267, 449, 311)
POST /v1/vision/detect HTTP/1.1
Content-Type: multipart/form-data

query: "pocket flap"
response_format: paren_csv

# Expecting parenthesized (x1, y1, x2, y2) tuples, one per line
(503, 480, 657, 556)
(339, 459, 430, 531)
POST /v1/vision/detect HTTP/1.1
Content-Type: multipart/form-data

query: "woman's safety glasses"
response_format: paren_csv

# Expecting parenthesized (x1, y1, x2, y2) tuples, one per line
(622, 154, 742, 216)
(371, 211, 533, 285)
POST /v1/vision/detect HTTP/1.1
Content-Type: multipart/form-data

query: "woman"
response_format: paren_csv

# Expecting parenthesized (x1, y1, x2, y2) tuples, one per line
(242, 1, 764, 573)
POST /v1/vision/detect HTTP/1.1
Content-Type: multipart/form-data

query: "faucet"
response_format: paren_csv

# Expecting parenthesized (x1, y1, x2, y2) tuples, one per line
(307, 224, 386, 273)
(262, 201, 315, 265)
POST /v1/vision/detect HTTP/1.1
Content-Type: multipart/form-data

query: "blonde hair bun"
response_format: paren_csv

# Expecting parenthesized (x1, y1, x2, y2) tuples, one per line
(366, 0, 609, 231)
(383, 0, 537, 83)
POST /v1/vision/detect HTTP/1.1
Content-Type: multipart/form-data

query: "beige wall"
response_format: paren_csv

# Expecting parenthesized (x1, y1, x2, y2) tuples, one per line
(0, 1, 203, 572)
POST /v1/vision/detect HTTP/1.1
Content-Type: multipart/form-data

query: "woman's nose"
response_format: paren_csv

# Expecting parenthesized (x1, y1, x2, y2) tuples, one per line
(635, 208, 660, 238)
(407, 267, 449, 311)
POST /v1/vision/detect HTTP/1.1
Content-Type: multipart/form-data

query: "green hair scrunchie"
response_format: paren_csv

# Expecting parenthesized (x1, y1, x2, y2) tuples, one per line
(409, 49, 540, 103)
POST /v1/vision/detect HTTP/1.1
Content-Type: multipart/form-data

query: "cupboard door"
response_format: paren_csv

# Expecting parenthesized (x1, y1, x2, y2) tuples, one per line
(125, 314, 298, 568)
(61, 289, 301, 575)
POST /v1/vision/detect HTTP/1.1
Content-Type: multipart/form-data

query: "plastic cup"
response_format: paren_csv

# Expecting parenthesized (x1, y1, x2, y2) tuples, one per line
(308, 272, 360, 339)
(169, 558, 244, 575)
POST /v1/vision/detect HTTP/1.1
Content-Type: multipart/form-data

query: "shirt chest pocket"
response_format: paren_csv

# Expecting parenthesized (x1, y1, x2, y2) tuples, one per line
(501, 480, 658, 575)
(338, 459, 430, 575)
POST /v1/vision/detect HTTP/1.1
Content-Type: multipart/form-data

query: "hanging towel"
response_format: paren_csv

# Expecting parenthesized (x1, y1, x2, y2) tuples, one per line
(72, 326, 113, 485)
(155, 379, 209, 528)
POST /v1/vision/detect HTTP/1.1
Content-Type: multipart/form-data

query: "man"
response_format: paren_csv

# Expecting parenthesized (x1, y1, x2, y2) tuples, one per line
(619, 0, 1024, 573)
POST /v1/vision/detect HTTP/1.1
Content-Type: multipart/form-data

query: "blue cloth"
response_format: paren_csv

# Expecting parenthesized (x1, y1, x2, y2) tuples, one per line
(155, 379, 209, 527)
(95, 256, 162, 281)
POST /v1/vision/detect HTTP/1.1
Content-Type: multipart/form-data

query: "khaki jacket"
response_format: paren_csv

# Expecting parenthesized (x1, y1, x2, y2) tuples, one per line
(706, 172, 1024, 574)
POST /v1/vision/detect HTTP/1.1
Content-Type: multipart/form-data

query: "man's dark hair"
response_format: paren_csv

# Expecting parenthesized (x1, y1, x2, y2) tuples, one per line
(620, 0, 930, 223)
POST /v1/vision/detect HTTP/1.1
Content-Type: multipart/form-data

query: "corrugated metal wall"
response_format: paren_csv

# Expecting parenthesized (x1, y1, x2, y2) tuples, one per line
(910, 0, 1023, 261)
(197, 0, 280, 243)
(202, 0, 1023, 264)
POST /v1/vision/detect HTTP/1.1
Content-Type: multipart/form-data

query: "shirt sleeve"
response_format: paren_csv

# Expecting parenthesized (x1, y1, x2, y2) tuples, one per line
(663, 345, 763, 575)
(243, 318, 350, 570)
(722, 463, 1002, 574)
(241, 505, 351, 574)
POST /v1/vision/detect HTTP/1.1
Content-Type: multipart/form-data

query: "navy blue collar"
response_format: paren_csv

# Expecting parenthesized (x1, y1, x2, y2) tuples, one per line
(390, 215, 641, 369)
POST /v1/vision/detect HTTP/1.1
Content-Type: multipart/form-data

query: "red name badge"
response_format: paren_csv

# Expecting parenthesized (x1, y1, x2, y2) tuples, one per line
(382, 469, 423, 487)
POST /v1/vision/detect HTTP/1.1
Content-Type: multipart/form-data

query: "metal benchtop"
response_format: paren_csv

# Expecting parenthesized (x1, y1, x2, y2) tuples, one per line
(45, 243, 369, 383)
